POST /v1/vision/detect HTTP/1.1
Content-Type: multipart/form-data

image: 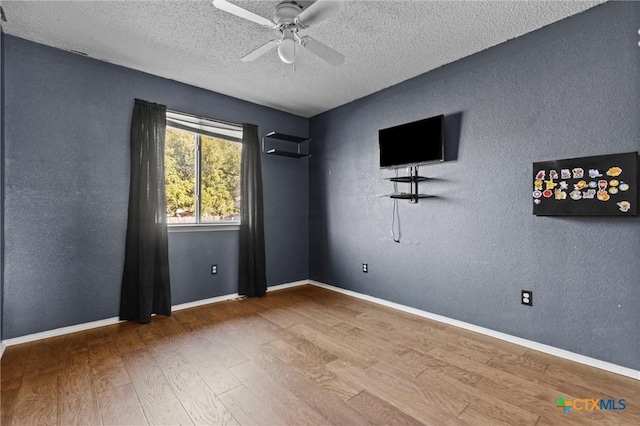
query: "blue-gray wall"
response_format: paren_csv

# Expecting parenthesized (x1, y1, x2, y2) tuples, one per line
(2, 35, 308, 339)
(309, 2, 640, 370)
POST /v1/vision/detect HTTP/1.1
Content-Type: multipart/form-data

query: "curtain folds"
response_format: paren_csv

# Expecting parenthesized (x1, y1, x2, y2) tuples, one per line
(120, 99, 171, 323)
(238, 123, 267, 297)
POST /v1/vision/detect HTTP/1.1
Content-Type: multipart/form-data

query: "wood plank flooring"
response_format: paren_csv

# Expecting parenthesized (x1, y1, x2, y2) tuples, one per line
(2, 284, 639, 425)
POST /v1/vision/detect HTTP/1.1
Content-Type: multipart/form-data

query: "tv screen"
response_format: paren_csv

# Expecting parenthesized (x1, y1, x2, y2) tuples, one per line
(379, 115, 444, 168)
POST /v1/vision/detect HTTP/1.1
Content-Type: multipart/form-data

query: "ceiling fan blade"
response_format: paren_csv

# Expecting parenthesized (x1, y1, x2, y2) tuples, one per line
(212, 0, 276, 28)
(300, 36, 344, 66)
(295, 0, 346, 29)
(241, 39, 279, 62)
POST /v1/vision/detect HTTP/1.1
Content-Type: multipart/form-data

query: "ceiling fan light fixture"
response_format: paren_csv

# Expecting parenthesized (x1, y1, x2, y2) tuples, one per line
(278, 28, 296, 64)
(278, 37, 295, 64)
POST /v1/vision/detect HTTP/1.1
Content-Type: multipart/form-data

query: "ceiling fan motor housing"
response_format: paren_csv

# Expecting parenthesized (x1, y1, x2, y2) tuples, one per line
(274, 1, 303, 25)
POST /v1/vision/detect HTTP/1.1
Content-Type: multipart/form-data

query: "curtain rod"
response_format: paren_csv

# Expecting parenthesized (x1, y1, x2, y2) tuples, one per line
(168, 108, 241, 129)
(132, 99, 241, 128)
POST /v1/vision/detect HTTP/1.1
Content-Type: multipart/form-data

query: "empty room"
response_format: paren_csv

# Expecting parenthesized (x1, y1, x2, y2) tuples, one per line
(1, 0, 639, 425)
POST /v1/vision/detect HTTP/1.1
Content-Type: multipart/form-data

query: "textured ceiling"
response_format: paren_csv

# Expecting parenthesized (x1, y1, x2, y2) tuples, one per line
(1, 0, 604, 117)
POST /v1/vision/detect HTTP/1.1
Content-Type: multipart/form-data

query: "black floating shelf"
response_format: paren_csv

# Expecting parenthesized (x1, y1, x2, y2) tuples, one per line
(266, 149, 310, 158)
(264, 132, 309, 143)
(262, 132, 310, 158)
(386, 176, 430, 183)
(389, 193, 434, 200)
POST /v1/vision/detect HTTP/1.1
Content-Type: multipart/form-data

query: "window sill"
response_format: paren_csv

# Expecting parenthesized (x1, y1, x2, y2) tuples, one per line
(167, 223, 241, 233)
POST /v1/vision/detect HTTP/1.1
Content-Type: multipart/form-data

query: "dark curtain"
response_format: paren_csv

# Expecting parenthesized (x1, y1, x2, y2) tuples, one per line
(238, 123, 267, 297)
(120, 99, 171, 323)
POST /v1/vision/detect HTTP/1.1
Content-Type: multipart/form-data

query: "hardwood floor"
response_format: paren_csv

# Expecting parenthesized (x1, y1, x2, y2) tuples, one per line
(2, 284, 639, 425)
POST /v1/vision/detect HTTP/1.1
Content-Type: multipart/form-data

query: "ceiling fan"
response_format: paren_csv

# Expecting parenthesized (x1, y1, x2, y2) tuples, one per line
(212, 0, 346, 66)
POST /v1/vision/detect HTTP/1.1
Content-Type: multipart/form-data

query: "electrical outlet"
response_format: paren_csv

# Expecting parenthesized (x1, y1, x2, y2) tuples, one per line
(362, 263, 368, 273)
(211, 264, 218, 275)
(522, 290, 532, 306)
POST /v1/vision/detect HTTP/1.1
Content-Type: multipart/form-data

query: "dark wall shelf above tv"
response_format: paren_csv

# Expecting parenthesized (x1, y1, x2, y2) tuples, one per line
(262, 132, 310, 158)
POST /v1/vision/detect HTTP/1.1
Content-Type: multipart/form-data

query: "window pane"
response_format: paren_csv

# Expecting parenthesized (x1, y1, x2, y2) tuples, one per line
(200, 135, 241, 223)
(165, 128, 196, 224)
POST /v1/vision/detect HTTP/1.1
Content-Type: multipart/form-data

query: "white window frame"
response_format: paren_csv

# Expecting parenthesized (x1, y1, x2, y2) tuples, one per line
(165, 111, 242, 232)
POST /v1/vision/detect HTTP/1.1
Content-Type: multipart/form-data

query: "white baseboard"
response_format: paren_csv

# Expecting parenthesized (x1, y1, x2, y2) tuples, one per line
(172, 293, 241, 311)
(2, 317, 123, 348)
(0, 280, 308, 354)
(308, 280, 640, 381)
(172, 280, 309, 311)
(268, 280, 311, 292)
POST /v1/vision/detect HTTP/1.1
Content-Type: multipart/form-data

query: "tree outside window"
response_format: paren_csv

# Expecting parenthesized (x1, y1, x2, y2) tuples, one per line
(164, 127, 241, 225)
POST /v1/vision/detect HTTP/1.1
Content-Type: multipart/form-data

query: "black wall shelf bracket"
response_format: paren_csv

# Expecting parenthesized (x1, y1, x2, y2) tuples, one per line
(385, 166, 432, 203)
(262, 132, 310, 158)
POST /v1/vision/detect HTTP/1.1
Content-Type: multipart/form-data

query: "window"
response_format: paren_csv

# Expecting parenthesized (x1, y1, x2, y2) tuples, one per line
(164, 111, 242, 225)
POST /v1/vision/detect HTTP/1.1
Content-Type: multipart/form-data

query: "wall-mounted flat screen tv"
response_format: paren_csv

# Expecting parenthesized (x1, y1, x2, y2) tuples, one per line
(379, 115, 445, 169)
